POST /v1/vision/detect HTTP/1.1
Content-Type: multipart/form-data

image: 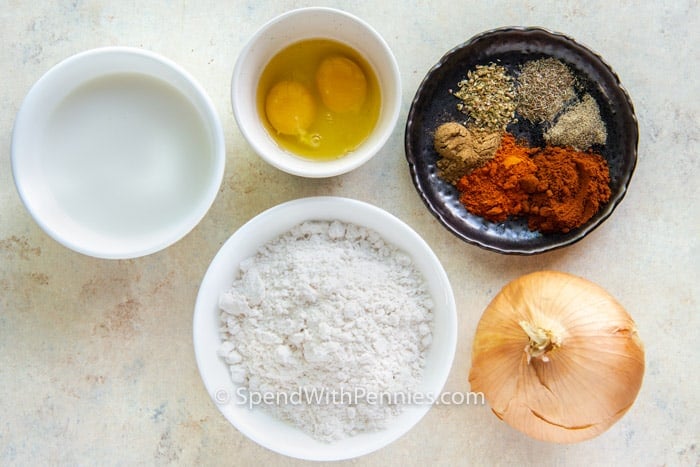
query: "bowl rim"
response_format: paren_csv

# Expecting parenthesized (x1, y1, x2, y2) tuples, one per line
(231, 6, 402, 178)
(405, 26, 639, 255)
(11, 46, 226, 259)
(192, 196, 457, 461)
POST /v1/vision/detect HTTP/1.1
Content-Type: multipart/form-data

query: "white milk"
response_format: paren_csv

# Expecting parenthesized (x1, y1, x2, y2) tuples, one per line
(41, 73, 213, 240)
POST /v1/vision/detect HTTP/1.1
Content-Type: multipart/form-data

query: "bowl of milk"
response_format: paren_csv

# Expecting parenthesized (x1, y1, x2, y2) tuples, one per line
(11, 47, 225, 259)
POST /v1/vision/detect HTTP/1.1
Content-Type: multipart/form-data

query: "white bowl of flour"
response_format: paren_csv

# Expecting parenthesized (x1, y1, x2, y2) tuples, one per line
(193, 197, 456, 461)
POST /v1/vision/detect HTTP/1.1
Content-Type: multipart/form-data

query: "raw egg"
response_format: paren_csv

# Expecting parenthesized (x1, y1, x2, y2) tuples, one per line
(257, 39, 381, 160)
(315, 55, 367, 113)
(265, 80, 316, 135)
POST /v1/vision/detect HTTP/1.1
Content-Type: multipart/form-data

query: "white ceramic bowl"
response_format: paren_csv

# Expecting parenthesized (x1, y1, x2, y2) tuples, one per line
(231, 7, 401, 178)
(11, 47, 225, 259)
(193, 197, 457, 461)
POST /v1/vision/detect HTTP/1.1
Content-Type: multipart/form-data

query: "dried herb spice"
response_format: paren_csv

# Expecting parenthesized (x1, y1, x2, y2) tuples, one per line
(452, 63, 516, 131)
(516, 58, 576, 123)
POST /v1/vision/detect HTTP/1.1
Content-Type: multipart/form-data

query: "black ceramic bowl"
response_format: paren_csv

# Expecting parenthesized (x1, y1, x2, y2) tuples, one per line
(405, 27, 638, 254)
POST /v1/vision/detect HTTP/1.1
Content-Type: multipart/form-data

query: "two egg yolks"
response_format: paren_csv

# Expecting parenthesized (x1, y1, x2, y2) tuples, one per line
(265, 55, 368, 136)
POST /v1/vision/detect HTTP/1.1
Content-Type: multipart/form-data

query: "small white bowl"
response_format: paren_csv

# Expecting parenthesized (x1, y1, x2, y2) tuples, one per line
(193, 197, 457, 461)
(11, 47, 225, 259)
(231, 7, 401, 178)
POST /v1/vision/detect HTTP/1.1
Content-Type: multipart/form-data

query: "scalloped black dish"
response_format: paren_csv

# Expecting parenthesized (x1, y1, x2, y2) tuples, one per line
(405, 27, 638, 255)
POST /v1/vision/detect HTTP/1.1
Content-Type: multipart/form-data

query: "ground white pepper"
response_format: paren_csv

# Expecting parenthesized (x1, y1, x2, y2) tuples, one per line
(544, 93, 608, 150)
(452, 63, 516, 131)
(516, 58, 576, 123)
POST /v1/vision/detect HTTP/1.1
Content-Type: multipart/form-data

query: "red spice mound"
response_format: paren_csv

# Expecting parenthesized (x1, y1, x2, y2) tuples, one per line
(456, 134, 537, 223)
(525, 147, 611, 233)
(456, 133, 611, 233)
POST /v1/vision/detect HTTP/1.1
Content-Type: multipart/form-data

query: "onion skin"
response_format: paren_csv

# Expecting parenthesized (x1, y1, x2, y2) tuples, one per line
(468, 271, 645, 443)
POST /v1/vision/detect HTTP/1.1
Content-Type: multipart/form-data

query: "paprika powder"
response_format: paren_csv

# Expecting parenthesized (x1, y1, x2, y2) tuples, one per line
(525, 147, 611, 233)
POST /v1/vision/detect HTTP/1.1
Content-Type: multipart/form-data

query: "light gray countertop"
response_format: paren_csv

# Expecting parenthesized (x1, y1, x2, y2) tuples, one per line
(1, 1, 698, 465)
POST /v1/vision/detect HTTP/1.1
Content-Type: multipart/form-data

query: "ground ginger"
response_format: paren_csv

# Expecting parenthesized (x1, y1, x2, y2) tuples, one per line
(434, 122, 502, 185)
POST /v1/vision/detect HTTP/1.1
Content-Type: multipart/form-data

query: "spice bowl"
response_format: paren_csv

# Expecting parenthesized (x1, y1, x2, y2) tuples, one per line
(405, 27, 638, 254)
(193, 196, 457, 460)
(231, 7, 401, 178)
(11, 47, 225, 259)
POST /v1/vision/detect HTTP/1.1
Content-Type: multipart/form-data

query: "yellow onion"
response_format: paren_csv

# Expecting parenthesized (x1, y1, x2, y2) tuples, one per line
(469, 271, 645, 443)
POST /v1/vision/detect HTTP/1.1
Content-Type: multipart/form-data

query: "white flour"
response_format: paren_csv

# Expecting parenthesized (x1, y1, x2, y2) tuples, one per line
(217, 220, 434, 442)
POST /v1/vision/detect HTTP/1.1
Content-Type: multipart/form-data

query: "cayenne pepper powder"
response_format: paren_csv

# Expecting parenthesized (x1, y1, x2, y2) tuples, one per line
(456, 133, 611, 232)
(457, 134, 537, 222)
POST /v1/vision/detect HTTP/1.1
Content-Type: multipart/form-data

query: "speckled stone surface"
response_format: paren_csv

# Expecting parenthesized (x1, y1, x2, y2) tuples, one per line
(1, 1, 698, 465)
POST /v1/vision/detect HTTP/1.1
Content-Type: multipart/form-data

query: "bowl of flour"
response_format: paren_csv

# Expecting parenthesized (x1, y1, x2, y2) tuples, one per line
(193, 196, 457, 461)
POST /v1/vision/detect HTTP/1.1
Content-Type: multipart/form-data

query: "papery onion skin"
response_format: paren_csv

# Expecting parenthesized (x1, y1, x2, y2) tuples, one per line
(468, 271, 645, 443)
